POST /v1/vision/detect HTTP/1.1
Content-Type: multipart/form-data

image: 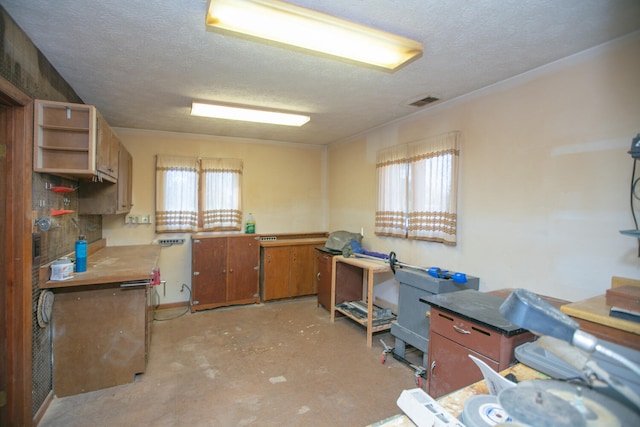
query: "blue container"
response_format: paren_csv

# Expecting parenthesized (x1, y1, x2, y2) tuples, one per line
(75, 236, 87, 272)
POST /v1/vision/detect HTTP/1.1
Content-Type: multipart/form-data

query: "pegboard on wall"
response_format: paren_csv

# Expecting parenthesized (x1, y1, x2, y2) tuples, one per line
(31, 263, 51, 417)
(30, 173, 103, 416)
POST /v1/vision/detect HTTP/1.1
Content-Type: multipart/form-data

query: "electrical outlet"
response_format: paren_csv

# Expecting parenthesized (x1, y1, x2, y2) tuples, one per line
(141, 215, 150, 224)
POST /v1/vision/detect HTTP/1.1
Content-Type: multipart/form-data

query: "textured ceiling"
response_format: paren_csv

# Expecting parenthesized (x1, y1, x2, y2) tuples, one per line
(1, 0, 640, 145)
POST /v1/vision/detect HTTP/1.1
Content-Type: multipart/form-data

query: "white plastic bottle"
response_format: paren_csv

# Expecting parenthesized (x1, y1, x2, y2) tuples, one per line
(245, 213, 255, 234)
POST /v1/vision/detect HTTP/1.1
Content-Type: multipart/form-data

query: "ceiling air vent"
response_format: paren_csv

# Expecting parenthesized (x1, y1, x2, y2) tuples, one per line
(409, 96, 440, 107)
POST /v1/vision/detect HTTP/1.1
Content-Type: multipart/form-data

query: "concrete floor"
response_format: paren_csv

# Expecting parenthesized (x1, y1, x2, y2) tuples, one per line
(38, 297, 421, 426)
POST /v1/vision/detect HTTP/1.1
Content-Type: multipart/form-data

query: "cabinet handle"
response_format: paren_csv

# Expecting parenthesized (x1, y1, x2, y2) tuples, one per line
(453, 325, 471, 335)
(430, 361, 436, 378)
(317, 272, 321, 281)
(120, 280, 150, 288)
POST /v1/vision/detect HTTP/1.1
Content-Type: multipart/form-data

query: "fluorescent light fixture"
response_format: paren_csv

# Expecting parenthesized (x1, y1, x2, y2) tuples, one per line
(191, 102, 310, 126)
(205, 0, 423, 71)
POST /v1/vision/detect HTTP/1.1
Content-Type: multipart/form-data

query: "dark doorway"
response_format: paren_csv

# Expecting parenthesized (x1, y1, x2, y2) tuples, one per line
(0, 77, 33, 427)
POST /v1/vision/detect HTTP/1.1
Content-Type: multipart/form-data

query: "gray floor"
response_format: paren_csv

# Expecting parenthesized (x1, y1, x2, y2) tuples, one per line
(38, 297, 421, 426)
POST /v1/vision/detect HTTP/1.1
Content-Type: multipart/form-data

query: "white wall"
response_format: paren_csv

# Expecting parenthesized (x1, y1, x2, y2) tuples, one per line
(327, 33, 640, 301)
(102, 130, 327, 305)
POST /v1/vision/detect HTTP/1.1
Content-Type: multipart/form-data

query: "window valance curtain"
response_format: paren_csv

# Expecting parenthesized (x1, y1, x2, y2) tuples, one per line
(375, 145, 408, 237)
(155, 155, 243, 233)
(201, 158, 243, 231)
(374, 131, 460, 245)
(408, 131, 460, 245)
(155, 155, 198, 232)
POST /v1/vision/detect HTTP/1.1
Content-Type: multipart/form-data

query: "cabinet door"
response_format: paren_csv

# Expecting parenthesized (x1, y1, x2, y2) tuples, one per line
(427, 332, 498, 398)
(290, 245, 317, 297)
(192, 238, 227, 308)
(316, 251, 333, 310)
(78, 142, 132, 215)
(227, 235, 260, 303)
(116, 145, 132, 213)
(262, 246, 290, 301)
(96, 112, 118, 182)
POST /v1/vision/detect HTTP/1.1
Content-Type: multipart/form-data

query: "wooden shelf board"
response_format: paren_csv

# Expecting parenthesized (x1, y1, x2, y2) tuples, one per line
(40, 125, 89, 132)
(39, 146, 90, 152)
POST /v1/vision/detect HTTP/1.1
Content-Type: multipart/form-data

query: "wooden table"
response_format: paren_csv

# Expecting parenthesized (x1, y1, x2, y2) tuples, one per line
(330, 255, 392, 347)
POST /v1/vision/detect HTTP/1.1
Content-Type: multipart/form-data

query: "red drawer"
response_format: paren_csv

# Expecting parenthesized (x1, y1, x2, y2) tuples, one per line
(430, 307, 504, 361)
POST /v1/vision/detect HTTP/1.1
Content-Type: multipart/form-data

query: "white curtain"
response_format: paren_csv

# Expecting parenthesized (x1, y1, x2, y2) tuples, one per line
(407, 131, 460, 245)
(201, 158, 243, 231)
(155, 155, 198, 232)
(375, 145, 408, 237)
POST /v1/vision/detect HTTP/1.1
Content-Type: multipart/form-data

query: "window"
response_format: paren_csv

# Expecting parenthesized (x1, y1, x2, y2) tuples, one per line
(155, 155, 243, 233)
(375, 131, 460, 245)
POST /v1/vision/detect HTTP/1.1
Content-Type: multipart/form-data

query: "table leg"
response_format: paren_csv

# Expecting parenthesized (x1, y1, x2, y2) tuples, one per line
(367, 267, 374, 348)
(330, 256, 337, 323)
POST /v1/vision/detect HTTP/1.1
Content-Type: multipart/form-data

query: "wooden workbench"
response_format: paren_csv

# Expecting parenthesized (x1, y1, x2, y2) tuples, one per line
(40, 240, 161, 288)
(41, 242, 161, 396)
(560, 277, 640, 351)
(330, 255, 392, 347)
(370, 364, 546, 426)
(561, 296, 640, 351)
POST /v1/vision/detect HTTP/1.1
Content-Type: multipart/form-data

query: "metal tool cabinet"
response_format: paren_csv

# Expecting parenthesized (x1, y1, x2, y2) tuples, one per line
(422, 290, 535, 398)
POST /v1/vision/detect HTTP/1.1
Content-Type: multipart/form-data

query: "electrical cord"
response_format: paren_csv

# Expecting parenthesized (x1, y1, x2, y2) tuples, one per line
(153, 284, 192, 321)
(630, 159, 640, 256)
(631, 159, 639, 230)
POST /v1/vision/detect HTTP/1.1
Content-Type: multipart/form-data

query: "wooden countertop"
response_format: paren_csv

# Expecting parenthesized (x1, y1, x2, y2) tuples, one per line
(260, 237, 327, 247)
(561, 295, 640, 335)
(334, 254, 391, 273)
(41, 244, 161, 289)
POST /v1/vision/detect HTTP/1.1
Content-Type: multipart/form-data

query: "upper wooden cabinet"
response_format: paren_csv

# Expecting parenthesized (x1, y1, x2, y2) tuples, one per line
(116, 145, 133, 213)
(34, 99, 118, 183)
(34, 100, 97, 178)
(78, 143, 133, 215)
(95, 111, 119, 182)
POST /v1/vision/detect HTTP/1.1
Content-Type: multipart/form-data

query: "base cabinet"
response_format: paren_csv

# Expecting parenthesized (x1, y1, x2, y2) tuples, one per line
(52, 282, 152, 397)
(261, 239, 325, 301)
(427, 306, 534, 398)
(191, 234, 260, 311)
(315, 250, 334, 310)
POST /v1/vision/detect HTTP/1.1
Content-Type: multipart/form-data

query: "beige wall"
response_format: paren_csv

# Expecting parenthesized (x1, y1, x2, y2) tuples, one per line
(102, 130, 327, 304)
(104, 33, 640, 304)
(328, 33, 640, 301)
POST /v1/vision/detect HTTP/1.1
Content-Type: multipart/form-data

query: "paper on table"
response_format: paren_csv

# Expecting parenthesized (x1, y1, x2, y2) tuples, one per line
(468, 354, 516, 395)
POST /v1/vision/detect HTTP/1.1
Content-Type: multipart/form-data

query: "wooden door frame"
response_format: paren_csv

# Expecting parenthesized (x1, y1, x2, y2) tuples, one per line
(0, 76, 33, 426)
